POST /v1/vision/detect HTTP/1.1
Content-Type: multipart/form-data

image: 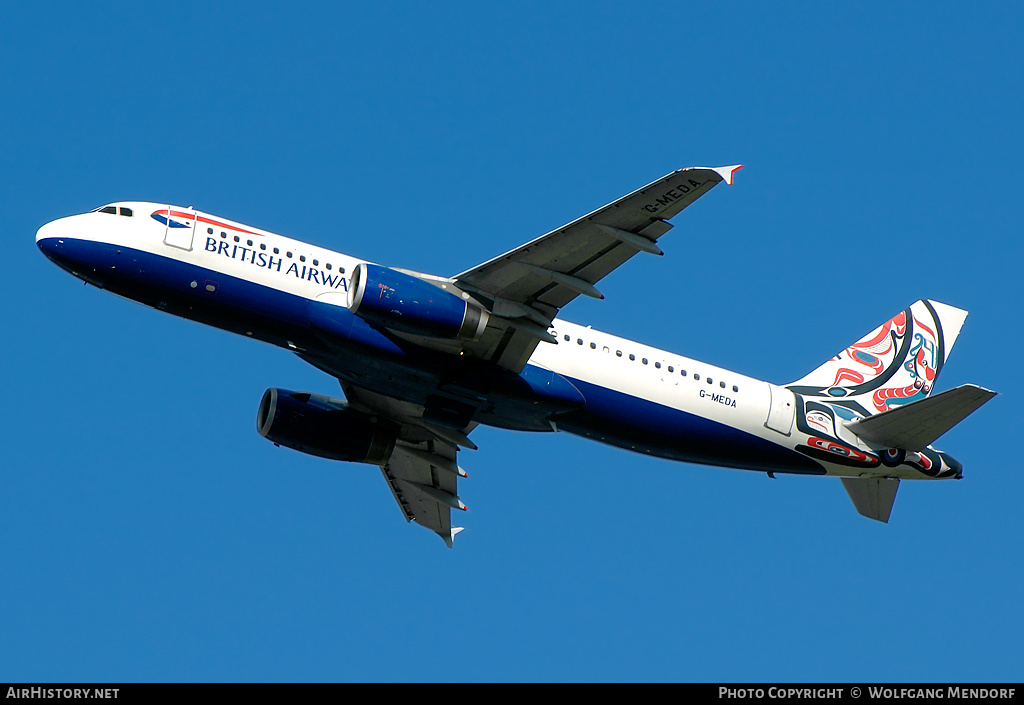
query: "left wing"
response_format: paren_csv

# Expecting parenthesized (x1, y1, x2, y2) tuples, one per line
(453, 165, 742, 372)
(381, 441, 467, 548)
(342, 382, 471, 547)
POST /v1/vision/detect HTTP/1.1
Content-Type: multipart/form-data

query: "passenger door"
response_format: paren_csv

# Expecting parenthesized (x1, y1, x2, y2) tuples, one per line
(765, 384, 796, 436)
(161, 206, 197, 251)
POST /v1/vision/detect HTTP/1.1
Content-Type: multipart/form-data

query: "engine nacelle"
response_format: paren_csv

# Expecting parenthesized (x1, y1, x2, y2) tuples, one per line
(347, 262, 489, 341)
(257, 388, 397, 464)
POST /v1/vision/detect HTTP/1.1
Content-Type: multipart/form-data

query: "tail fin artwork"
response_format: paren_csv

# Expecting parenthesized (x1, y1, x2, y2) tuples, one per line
(787, 300, 995, 523)
(788, 300, 968, 415)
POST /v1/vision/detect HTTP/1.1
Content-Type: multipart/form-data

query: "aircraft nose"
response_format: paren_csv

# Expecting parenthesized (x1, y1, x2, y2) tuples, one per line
(36, 219, 64, 259)
(36, 215, 83, 272)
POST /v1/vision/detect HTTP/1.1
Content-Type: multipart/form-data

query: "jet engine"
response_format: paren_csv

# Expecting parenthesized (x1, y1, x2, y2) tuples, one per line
(257, 388, 397, 464)
(347, 263, 489, 340)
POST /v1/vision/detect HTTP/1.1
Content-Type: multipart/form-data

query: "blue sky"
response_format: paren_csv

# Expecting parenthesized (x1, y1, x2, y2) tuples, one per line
(3, 2, 1022, 682)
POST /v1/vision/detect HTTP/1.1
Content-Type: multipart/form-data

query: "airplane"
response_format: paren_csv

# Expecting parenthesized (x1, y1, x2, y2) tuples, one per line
(35, 166, 996, 546)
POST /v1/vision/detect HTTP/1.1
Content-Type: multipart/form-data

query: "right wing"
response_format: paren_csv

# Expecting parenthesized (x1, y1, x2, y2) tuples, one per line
(329, 167, 743, 544)
(452, 165, 743, 372)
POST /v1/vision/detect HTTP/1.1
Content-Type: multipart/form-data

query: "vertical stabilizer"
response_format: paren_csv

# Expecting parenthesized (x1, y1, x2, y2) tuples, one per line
(926, 300, 968, 365)
(788, 300, 967, 417)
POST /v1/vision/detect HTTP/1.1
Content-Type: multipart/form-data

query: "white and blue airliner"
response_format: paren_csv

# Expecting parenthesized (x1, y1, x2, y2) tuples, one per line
(36, 166, 995, 546)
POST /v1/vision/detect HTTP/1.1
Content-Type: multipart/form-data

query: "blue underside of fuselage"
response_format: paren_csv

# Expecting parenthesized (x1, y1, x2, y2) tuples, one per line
(38, 236, 826, 476)
(556, 377, 824, 474)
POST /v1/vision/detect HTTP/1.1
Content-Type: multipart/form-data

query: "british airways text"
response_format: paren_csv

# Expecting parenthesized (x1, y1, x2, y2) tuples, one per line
(205, 237, 348, 290)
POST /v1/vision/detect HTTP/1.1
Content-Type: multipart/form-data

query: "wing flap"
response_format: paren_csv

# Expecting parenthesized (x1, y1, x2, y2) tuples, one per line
(846, 384, 996, 452)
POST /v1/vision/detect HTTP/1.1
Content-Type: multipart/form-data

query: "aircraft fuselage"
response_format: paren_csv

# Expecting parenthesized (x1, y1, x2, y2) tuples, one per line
(36, 202, 964, 486)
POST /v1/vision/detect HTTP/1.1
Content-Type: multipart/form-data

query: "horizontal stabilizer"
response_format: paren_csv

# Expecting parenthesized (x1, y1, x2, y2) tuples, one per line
(841, 477, 900, 523)
(846, 384, 996, 452)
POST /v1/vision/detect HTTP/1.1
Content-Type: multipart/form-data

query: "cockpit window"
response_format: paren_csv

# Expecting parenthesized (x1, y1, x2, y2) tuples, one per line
(92, 205, 133, 216)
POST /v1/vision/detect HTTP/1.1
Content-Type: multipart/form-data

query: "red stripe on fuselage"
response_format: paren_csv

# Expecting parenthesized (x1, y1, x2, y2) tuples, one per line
(163, 209, 264, 237)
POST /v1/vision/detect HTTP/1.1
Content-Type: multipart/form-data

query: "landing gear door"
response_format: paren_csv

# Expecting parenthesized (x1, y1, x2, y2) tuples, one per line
(161, 206, 196, 251)
(765, 384, 796, 436)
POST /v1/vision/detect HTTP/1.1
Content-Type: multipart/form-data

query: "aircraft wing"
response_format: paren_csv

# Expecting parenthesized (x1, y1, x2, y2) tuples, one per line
(331, 166, 740, 544)
(381, 441, 466, 548)
(452, 165, 742, 372)
(341, 382, 470, 547)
